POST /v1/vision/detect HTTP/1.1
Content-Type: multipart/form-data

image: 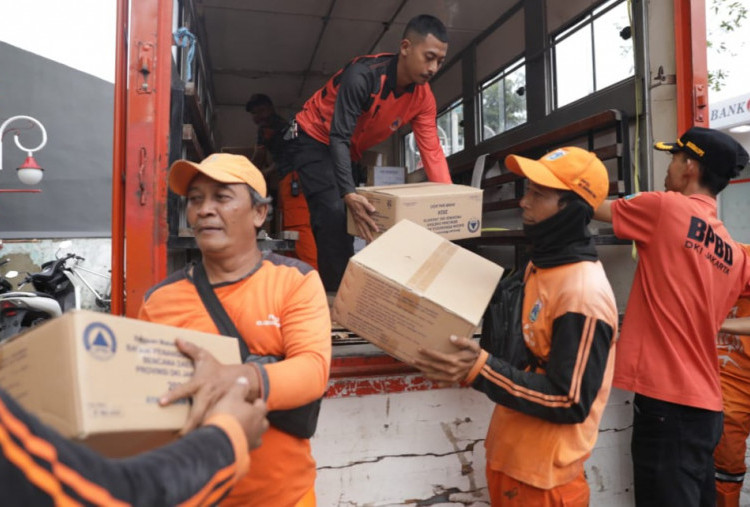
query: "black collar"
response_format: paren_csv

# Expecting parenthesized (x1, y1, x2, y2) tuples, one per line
(384, 55, 416, 99)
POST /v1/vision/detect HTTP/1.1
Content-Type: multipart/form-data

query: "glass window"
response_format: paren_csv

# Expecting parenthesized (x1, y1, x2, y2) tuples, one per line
(480, 58, 527, 141)
(553, 0, 633, 108)
(403, 100, 463, 173)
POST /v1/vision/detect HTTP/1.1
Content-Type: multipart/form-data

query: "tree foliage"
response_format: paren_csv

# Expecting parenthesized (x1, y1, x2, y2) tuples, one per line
(707, 0, 748, 92)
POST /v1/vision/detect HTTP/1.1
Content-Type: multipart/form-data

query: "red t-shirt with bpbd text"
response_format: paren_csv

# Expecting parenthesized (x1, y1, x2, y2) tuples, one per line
(611, 191, 750, 411)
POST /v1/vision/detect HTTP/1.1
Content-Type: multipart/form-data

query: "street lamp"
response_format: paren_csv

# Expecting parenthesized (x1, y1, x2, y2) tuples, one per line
(0, 115, 48, 187)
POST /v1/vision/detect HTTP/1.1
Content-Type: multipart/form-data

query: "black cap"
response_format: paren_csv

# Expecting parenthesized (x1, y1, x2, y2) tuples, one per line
(245, 93, 273, 112)
(654, 126, 749, 179)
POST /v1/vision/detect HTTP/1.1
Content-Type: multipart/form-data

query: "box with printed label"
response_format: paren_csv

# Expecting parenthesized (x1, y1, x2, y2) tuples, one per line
(346, 182, 483, 240)
(333, 220, 503, 364)
(0, 310, 240, 457)
(366, 166, 407, 187)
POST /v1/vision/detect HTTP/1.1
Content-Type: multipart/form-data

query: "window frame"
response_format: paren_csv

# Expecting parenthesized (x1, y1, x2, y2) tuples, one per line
(478, 56, 527, 142)
(550, 0, 632, 109)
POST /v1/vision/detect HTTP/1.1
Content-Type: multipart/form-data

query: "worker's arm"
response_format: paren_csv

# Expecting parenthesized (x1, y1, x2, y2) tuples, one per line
(593, 199, 613, 223)
(329, 63, 380, 240)
(601, 192, 662, 242)
(468, 312, 615, 423)
(720, 316, 750, 335)
(262, 268, 332, 410)
(0, 382, 266, 507)
(410, 89, 452, 183)
(416, 310, 615, 424)
(328, 62, 375, 197)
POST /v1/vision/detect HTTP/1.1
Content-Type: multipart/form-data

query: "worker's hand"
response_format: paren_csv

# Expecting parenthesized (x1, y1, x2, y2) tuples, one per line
(414, 335, 481, 385)
(160, 338, 262, 435)
(344, 192, 378, 243)
(206, 376, 269, 450)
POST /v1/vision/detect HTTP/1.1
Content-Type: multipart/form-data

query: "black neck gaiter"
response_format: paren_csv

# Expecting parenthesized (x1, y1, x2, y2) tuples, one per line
(523, 200, 598, 268)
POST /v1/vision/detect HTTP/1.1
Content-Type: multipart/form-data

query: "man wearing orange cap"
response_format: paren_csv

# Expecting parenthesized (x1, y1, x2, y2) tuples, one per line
(139, 153, 331, 507)
(415, 147, 618, 506)
(594, 127, 750, 506)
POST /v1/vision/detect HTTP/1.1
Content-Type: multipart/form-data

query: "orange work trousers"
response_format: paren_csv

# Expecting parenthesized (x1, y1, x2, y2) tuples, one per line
(486, 464, 589, 506)
(279, 171, 317, 269)
(715, 297, 750, 507)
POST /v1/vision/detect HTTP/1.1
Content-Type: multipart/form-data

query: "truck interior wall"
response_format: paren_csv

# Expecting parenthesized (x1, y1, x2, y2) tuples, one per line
(313, 384, 635, 505)
(646, 0, 679, 190)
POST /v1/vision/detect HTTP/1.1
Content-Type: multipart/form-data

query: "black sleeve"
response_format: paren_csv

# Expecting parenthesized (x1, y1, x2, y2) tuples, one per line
(329, 63, 376, 196)
(0, 388, 239, 506)
(472, 313, 614, 424)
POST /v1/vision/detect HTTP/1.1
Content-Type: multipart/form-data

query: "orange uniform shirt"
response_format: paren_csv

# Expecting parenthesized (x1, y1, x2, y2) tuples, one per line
(139, 253, 331, 507)
(611, 192, 750, 411)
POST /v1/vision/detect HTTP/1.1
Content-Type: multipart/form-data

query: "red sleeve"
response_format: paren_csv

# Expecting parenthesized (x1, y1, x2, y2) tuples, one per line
(410, 88, 452, 183)
(611, 192, 664, 244)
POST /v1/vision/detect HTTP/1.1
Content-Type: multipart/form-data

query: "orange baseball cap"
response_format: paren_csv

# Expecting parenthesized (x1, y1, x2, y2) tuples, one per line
(168, 153, 267, 197)
(505, 146, 609, 209)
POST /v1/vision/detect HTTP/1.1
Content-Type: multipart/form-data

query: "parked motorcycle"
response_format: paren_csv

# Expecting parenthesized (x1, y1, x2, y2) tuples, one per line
(0, 260, 63, 343)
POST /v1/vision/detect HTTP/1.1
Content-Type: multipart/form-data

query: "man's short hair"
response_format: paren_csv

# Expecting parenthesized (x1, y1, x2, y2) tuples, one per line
(689, 156, 730, 195)
(557, 189, 588, 210)
(248, 186, 272, 208)
(403, 14, 448, 43)
(245, 93, 274, 112)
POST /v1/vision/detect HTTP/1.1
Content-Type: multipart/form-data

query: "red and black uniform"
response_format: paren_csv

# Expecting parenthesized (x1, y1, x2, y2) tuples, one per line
(256, 113, 289, 163)
(0, 387, 249, 506)
(286, 53, 451, 291)
(257, 112, 318, 269)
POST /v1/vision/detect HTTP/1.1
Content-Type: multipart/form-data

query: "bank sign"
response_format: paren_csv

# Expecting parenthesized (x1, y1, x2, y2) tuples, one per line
(710, 93, 750, 130)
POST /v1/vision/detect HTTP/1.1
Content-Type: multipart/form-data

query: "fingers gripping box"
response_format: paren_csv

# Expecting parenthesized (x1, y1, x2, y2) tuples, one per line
(333, 220, 503, 364)
(0, 310, 241, 457)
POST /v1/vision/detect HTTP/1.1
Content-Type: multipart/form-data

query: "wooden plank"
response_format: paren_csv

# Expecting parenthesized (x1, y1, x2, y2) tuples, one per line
(483, 198, 521, 212)
(481, 172, 521, 189)
(487, 110, 619, 162)
(183, 83, 215, 155)
(182, 124, 204, 160)
(593, 144, 619, 161)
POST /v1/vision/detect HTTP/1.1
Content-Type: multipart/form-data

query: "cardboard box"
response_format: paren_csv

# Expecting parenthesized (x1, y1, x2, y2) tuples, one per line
(0, 310, 241, 457)
(333, 220, 503, 364)
(405, 168, 427, 184)
(347, 182, 483, 240)
(366, 166, 407, 187)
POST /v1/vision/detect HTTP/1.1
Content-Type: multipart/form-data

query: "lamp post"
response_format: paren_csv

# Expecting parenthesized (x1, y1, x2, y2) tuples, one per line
(0, 115, 47, 192)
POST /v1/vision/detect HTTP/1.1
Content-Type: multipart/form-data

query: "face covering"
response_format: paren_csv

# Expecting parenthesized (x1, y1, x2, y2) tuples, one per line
(522, 199, 598, 268)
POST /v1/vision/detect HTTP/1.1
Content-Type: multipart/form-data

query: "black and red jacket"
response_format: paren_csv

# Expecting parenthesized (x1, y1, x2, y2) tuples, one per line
(296, 53, 451, 196)
(0, 387, 249, 506)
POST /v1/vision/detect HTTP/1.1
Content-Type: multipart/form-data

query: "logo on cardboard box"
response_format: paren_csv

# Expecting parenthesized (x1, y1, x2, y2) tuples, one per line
(467, 218, 480, 233)
(83, 322, 117, 361)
